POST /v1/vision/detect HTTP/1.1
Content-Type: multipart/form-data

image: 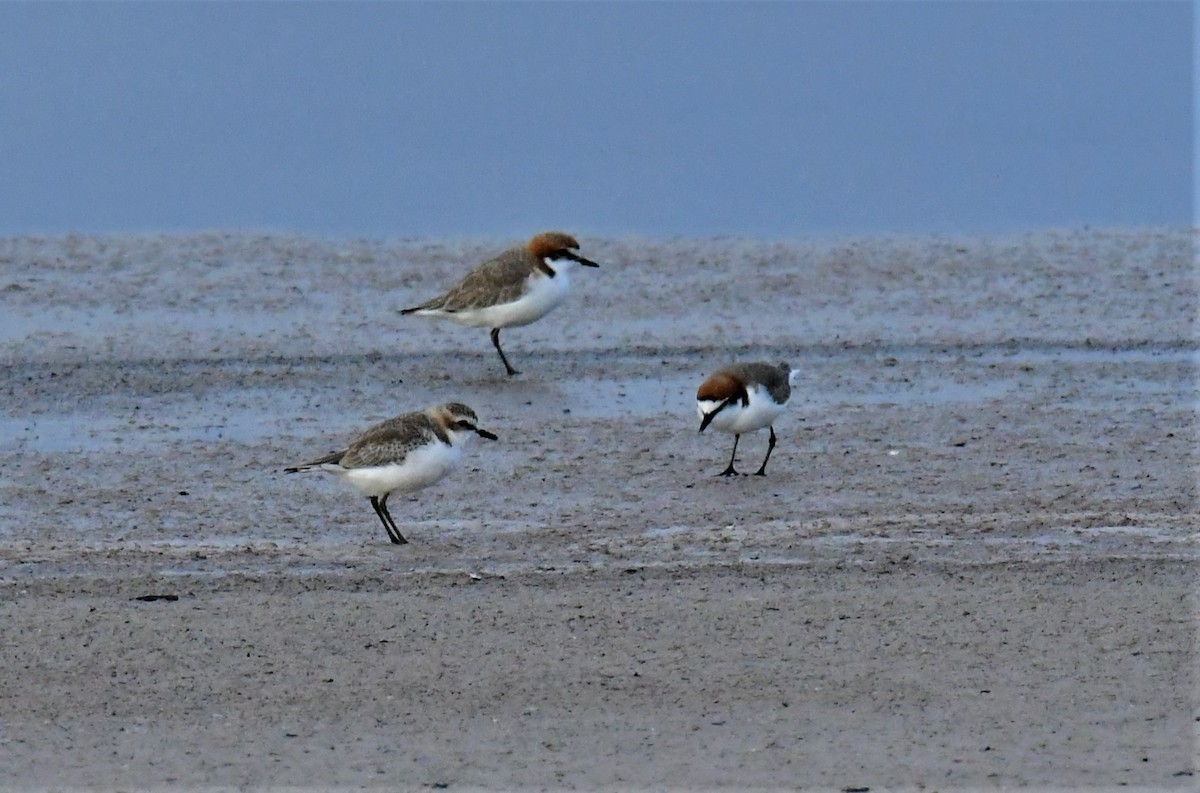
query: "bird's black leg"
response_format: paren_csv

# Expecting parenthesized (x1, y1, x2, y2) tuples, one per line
(718, 435, 741, 477)
(754, 426, 777, 476)
(370, 495, 408, 545)
(369, 496, 394, 541)
(379, 494, 408, 544)
(490, 327, 519, 376)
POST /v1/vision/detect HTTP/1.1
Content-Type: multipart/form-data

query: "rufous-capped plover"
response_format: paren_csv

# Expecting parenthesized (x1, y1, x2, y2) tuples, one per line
(284, 402, 498, 544)
(400, 231, 600, 376)
(696, 361, 798, 477)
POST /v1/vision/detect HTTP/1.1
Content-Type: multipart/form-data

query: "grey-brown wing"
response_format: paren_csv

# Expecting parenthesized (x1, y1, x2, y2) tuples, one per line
(338, 413, 447, 469)
(431, 248, 535, 311)
(732, 361, 791, 403)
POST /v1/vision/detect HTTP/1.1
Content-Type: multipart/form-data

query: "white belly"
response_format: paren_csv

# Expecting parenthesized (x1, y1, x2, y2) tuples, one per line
(697, 385, 787, 435)
(450, 269, 571, 329)
(329, 441, 462, 498)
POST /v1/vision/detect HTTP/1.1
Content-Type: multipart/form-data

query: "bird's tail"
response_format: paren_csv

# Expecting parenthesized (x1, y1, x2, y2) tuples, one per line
(399, 298, 445, 315)
(283, 449, 345, 473)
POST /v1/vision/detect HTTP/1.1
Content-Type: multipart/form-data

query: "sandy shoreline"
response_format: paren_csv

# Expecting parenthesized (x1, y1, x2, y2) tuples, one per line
(1, 559, 1195, 789)
(0, 227, 1196, 788)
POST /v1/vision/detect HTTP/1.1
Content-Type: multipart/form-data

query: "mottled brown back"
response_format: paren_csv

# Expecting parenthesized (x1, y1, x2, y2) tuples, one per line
(337, 412, 450, 469)
(407, 244, 540, 312)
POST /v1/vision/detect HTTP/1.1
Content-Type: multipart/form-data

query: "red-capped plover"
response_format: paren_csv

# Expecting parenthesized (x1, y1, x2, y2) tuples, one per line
(284, 402, 498, 544)
(400, 231, 600, 376)
(696, 361, 798, 477)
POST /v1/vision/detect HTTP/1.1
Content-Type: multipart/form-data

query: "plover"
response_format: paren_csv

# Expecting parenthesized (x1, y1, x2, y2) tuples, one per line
(696, 361, 798, 477)
(284, 402, 498, 544)
(400, 231, 600, 376)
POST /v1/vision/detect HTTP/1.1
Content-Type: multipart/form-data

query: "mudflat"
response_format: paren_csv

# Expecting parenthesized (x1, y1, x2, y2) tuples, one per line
(0, 228, 1195, 789)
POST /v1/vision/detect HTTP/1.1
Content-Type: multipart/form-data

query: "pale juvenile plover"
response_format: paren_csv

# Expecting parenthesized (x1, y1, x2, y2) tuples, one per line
(400, 231, 600, 376)
(284, 402, 498, 544)
(696, 361, 798, 477)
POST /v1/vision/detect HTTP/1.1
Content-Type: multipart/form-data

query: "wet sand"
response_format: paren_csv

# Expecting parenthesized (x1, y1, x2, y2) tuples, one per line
(0, 228, 1196, 788)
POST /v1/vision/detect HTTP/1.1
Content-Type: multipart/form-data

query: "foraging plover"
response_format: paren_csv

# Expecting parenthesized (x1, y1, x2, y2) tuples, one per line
(696, 361, 798, 477)
(400, 231, 600, 376)
(284, 402, 498, 544)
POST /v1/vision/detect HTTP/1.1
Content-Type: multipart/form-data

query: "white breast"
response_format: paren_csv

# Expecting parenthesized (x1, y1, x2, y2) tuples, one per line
(330, 440, 463, 498)
(453, 260, 576, 328)
(697, 384, 787, 435)
(452, 266, 572, 329)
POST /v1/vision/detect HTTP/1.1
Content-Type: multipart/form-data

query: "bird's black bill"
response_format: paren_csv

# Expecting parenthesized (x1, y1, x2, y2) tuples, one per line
(566, 251, 600, 268)
(476, 428, 499, 440)
(698, 398, 732, 433)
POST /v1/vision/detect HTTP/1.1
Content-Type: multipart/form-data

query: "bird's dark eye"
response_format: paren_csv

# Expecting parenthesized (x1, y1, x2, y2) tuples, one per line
(456, 420, 474, 429)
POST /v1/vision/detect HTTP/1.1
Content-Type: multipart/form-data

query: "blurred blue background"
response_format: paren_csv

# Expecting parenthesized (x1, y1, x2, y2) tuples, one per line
(0, 2, 1191, 238)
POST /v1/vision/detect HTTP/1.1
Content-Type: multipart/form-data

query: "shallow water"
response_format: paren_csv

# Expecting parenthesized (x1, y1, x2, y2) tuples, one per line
(0, 228, 1195, 581)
